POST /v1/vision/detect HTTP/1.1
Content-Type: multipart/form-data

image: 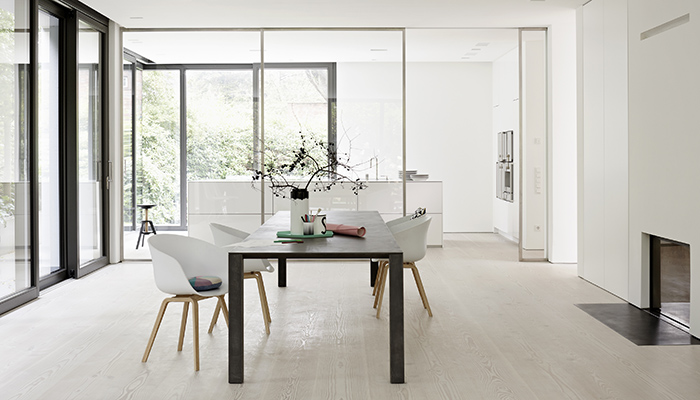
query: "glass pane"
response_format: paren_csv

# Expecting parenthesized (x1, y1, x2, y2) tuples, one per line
(186, 69, 254, 180)
(264, 31, 403, 213)
(262, 67, 329, 180)
(123, 62, 133, 230)
(38, 10, 60, 277)
(138, 69, 180, 226)
(0, 0, 31, 299)
(78, 21, 103, 265)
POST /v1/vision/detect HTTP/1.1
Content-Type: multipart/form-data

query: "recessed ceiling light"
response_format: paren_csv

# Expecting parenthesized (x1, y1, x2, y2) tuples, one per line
(461, 57, 471, 60)
(129, 16, 144, 19)
(475, 42, 490, 47)
(370, 49, 388, 52)
(471, 48, 481, 51)
(464, 52, 477, 56)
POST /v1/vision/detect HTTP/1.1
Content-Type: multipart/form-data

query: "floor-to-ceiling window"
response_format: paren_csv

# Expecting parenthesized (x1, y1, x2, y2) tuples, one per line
(186, 68, 254, 180)
(137, 68, 181, 228)
(0, 0, 31, 303)
(1, 0, 111, 314)
(77, 18, 106, 269)
(37, 7, 60, 279)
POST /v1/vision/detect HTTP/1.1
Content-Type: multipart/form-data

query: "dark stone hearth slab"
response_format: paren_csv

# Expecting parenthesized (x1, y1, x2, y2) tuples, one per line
(575, 303, 700, 346)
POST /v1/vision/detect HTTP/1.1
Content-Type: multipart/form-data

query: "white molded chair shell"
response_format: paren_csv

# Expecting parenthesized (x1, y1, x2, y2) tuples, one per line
(209, 222, 274, 273)
(386, 214, 415, 231)
(148, 234, 229, 296)
(210, 222, 250, 246)
(391, 216, 432, 263)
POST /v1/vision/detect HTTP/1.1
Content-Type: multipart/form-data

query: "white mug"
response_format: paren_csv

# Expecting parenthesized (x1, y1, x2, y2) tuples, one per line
(314, 214, 327, 235)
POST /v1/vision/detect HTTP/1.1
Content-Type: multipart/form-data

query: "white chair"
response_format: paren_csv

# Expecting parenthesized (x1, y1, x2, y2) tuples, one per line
(208, 222, 273, 334)
(143, 234, 229, 371)
(371, 210, 426, 296)
(374, 216, 433, 318)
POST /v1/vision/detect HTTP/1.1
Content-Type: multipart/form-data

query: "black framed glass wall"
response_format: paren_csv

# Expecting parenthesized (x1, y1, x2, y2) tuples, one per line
(0, 0, 31, 305)
(0, 0, 111, 314)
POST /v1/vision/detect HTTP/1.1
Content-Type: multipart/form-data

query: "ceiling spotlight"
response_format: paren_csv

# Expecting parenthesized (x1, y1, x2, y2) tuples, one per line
(370, 49, 388, 52)
(475, 42, 490, 47)
(129, 16, 144, 19)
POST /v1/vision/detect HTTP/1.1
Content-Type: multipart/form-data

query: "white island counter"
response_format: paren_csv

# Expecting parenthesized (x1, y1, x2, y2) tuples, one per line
(188, 180, 442, 246)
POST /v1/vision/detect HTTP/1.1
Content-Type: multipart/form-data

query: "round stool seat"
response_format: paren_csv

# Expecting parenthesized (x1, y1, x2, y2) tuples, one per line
(138, 204, 156, 210)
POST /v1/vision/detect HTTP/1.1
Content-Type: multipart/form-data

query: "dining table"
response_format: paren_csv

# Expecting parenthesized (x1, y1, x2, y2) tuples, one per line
(228, 210, 405, 383)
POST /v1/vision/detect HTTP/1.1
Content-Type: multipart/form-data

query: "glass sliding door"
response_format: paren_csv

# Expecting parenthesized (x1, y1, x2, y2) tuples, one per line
(123, 60, 134, 231)
(78, 19, 106, 269)
(137, 69, 181, 227)
(0, 0, 31, 304)
(37, 9, 61, 278)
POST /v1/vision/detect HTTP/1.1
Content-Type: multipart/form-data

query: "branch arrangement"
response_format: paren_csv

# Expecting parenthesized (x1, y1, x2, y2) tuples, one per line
(251, 134, 367, 198)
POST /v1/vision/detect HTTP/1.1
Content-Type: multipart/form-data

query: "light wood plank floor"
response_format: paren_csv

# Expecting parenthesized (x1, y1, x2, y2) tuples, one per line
(1, 233, 699, 400)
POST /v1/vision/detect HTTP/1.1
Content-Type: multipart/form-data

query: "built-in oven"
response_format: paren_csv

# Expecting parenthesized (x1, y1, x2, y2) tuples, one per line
(496, 130, 514, 202)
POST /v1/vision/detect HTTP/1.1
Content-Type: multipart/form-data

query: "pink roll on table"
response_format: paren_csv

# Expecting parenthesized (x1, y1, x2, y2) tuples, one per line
(326, 223, 366, 237)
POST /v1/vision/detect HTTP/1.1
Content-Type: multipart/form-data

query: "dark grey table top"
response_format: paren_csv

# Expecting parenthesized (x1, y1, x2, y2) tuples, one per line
(228, 210, 402, 259)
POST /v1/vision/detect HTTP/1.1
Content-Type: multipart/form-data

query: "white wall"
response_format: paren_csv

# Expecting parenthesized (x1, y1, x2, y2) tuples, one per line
(406, 62, 493, 232)
(493, 47, 519, 241)
(578, 0, 629, 298)
(521, 34, 547, 255)
(579, 0, 700, 335)
(627, 0, 700, 335)
(549, 12, 579, 263)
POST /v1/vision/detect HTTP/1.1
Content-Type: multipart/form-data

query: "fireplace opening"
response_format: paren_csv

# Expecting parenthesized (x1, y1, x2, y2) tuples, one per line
(650, 236, 690, 329)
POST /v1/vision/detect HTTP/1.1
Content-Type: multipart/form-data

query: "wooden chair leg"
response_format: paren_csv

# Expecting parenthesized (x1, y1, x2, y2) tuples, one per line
(373, 261, 387, 309)
(217, 295, 229, 327)
(255, 272, 272, 324)
(375, 262, 390, 319)
(177, 302, 190, 351)
(409, 263, 432, 317)
(191, 298, 200, 371)
(208, 300, 221, 334)
(142, 298, 171, 363)
(253, 272, 271, 335)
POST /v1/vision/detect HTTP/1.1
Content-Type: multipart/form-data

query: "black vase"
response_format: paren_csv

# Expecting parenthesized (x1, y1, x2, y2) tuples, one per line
(290, 188, 309, 200)
(290, 188, 309, 234)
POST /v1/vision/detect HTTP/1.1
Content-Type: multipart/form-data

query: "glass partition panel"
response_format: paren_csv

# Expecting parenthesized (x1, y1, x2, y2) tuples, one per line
(78, 20, 103, 266)
(0, 0, 31, 299)
(406, 29, 519, 235)
(37, 10, 61, 278)
(263, 30, 403, 215)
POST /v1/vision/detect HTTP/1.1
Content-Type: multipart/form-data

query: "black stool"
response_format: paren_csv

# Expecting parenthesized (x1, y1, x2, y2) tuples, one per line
(136, 204, 157, 249)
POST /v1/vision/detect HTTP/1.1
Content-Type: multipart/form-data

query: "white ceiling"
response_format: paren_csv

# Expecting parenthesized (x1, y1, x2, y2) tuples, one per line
(102, 0, 585, 64)
(123, 29, 522, 64)
(84, 0, 586, 29)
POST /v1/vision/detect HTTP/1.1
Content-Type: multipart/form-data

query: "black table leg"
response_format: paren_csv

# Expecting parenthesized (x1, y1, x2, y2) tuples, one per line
(278, 258, 287, 287)
(370, 260, 378, 287)
(229, 253, 244, 384)
(389, 253, 404, 383)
